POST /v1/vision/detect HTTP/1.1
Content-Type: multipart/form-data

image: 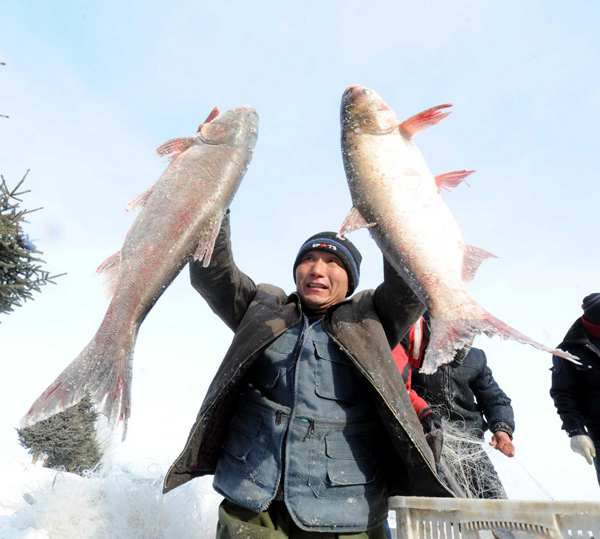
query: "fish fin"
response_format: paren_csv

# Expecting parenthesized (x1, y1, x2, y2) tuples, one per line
(420, 306, 581, 374)
(156, 107, 219, 159)
(156, 137, 195, 161)
(338, 206, 377, 238)
(197, 106, 220, 132)
(21, 330, 136, 441)
(193, 214, 223, 267)
(399, 104, 453, 137)
(461, 244, 498, 282)
(96, 251, 122, 299)
(126, 185, 155, 211)
(435, 170, 475, 194)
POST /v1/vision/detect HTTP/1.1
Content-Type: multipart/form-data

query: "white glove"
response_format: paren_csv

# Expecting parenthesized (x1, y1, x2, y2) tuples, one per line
(570, 434, 597, 465)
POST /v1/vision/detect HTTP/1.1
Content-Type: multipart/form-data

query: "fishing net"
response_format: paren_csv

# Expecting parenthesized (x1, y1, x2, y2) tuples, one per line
(437, 418, 508, 500)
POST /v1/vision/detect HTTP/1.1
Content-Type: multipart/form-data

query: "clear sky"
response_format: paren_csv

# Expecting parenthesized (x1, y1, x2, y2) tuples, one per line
(2, 0, 599, 501)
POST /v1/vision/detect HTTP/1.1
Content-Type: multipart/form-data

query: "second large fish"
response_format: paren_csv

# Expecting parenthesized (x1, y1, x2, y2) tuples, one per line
(339, 85, 576, 373)
(22, 105, 259, 436)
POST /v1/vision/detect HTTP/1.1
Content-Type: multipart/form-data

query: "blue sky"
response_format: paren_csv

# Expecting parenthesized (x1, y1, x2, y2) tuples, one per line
(2, 1, 599, 500)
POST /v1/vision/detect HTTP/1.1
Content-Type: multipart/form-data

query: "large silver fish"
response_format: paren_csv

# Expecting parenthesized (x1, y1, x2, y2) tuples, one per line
(22, 105, 259, 437)
(339, 84, 577, 373)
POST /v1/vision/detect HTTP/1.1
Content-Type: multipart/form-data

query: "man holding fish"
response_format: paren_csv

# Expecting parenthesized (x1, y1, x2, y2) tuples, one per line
(163, 85, 577, 537)
(163, 217, 453, 537)
(23, 83, 580, 537)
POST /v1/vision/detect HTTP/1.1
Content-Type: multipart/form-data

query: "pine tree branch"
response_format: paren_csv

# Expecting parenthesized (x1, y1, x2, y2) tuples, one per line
(1, 171, 65, 317)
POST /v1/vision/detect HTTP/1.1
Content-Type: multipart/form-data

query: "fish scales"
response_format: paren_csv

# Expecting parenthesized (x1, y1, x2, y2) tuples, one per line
(339, 85, 577, 373)
(22, 105, 259, 437)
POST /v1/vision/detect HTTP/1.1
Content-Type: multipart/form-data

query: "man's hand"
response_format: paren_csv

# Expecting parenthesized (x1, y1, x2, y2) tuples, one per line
(490, 430, 515, 457)
(570, 434, 596, 465)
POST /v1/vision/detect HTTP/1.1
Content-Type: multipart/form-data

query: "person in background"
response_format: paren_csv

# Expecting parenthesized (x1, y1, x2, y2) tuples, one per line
(391, 341, 444, 464)
(393, 314, 515, 499)
(550, 293, 600, 485)
(384, 341, 445, 539)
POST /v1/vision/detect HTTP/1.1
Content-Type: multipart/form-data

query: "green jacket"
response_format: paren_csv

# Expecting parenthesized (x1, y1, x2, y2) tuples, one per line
(163, 214, 452, 498)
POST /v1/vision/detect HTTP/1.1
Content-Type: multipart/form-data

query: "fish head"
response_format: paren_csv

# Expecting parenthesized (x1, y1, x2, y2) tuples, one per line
(198, 105, 259, 148)
(341, 85, 398, 136)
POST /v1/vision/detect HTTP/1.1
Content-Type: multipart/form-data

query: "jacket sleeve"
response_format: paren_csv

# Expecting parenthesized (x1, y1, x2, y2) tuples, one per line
(409, 388, 434, 422)
(189, 212, 258, 332)
(470, 350, 515, 437)
(550, 355, 587, 436)
(392, 343, 432, 421)
(373, 257, 425, 349)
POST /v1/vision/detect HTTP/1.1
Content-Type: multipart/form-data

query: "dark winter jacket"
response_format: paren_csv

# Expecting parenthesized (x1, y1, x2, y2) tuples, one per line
(411, 346, 515, 438)
(163, 214, 452, 499)
(550, 317, 600, 440)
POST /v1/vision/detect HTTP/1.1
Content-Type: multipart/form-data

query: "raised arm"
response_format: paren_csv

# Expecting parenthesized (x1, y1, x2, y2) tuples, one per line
(189, 212, 258, 331)
(373, 257, 426, 349)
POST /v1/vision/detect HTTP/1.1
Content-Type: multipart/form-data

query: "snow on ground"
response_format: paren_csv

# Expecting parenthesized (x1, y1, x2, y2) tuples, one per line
(0, 456, 222, 538)
(0, 447, 573, 538)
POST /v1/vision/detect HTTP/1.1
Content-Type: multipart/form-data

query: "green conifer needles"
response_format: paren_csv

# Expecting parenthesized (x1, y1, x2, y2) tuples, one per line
(17, 394, 103, 475)
(0, 171, 63, 317)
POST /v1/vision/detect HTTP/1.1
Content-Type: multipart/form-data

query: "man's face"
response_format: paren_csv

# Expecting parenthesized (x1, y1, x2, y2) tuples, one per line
(295, 250, 349, 310)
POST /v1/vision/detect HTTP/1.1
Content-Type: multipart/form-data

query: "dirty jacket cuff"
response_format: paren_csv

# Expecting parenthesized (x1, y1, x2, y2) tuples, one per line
(420, 410, 441, 433)
(491, 421, 514, 438)
(567, 427, 588, 438)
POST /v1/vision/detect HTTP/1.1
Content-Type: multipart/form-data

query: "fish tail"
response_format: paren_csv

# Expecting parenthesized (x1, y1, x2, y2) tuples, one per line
(21, 328, 136, 441)
(421, 304, 579, 374)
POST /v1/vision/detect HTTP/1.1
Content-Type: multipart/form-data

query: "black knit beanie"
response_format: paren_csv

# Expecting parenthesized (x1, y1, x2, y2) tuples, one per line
(582, 293, 600, 325)
(293, 232, 362, 296)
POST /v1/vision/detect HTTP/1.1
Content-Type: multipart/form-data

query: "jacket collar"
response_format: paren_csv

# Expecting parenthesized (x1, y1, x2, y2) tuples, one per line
(563, 317, 592, 345)
(563, 317, 600, 359)
(288, 292, 354, 312)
